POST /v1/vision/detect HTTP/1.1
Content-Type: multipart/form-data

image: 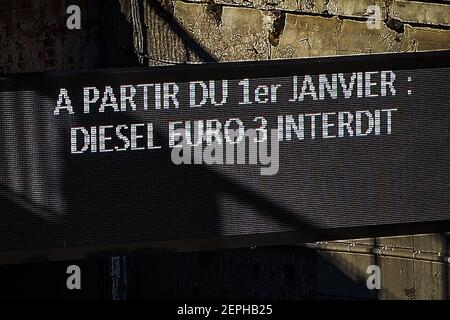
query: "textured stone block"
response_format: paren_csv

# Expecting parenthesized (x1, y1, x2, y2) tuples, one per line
(390, 0, 450, 27)
(174, 2, 270, 61)
(272, 13, 450, 60)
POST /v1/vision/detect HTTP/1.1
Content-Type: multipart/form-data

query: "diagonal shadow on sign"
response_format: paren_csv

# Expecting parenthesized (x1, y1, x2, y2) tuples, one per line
(58, 112, 321, 248)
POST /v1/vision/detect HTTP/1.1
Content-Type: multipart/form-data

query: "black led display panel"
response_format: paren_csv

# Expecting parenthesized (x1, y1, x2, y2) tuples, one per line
(1, 51, 450, 262)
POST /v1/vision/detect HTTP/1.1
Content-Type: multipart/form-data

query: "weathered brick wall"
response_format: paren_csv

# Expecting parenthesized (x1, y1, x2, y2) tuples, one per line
(0, 0, 92, 73)
(0, 0, 138, 73)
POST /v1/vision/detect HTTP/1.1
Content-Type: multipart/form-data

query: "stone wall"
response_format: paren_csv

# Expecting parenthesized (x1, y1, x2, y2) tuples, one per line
(118, 0, 450, 65)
